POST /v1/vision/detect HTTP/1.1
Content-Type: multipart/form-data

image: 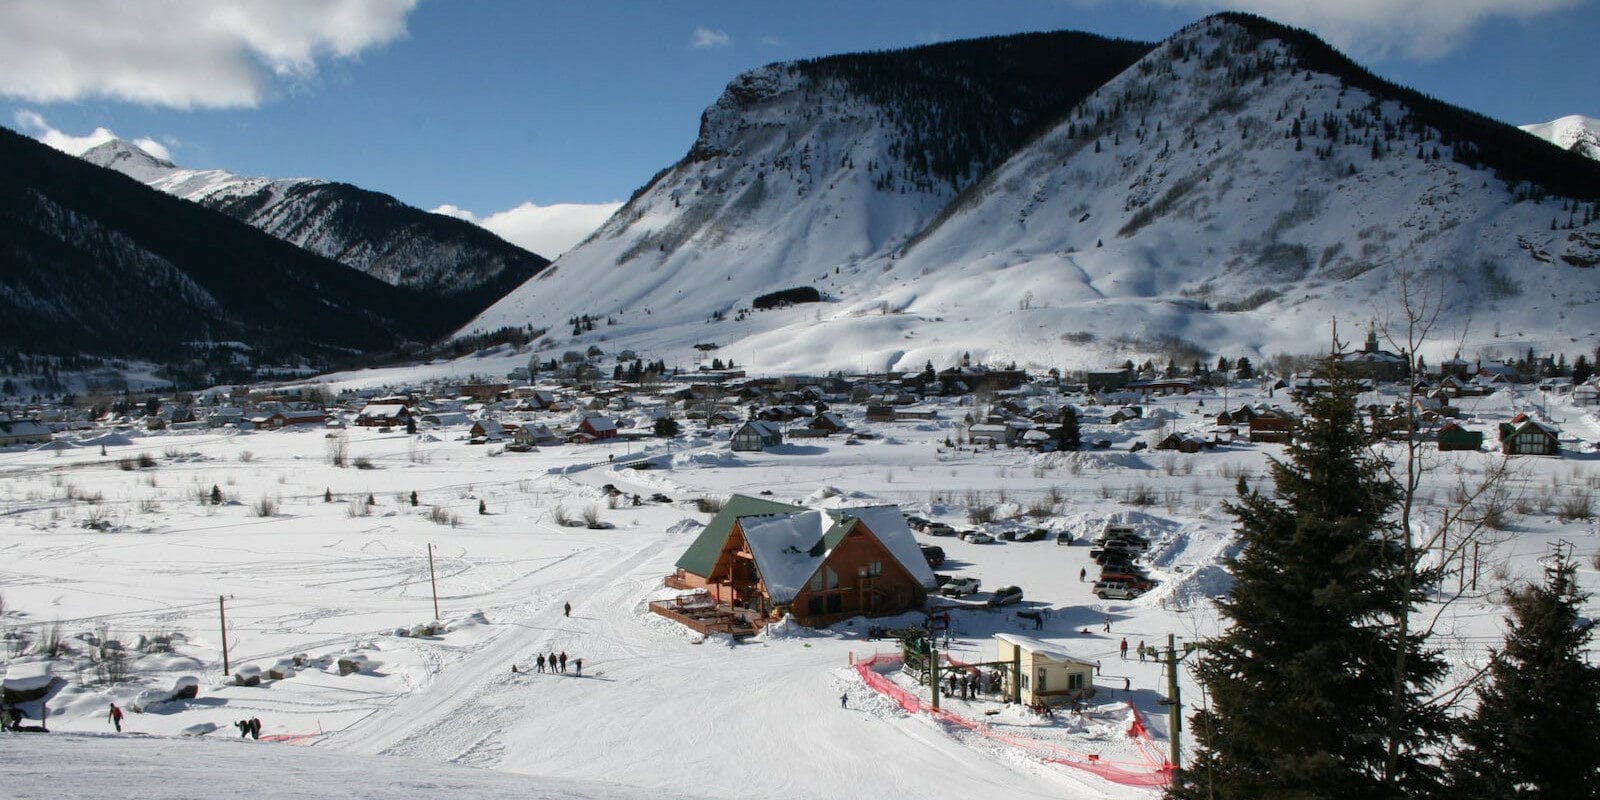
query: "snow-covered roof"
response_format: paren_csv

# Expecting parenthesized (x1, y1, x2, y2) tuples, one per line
(740, 510, 833, 604)
(831, 505, 937, 590)
(1, 660, 55, 692)
(994, 633, 1097, 667)
(358, 403, 408, 418)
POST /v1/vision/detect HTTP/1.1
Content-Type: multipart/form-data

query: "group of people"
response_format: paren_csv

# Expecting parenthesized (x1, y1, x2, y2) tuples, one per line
(944, 669, 997, 701)
(234, 717, 263, 739)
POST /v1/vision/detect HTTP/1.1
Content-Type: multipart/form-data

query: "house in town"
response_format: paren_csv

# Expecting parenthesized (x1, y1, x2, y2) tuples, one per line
(731, 420, 784, 452)
(1498, 416, 1560, 456)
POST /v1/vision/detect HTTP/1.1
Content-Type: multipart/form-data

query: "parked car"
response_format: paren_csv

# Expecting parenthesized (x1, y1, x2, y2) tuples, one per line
(987, 585, 1025, 607)
(649, 493, 673, 503)
(926, 523, 957, 537)
(940, 577, 981, 597)
(905, 516, 930, 531)
(961, 531, 995, 544)
(995, 529, 1017, 541)
(1019, 528, 1049, 542)
(1099, 572, 1155, 591)
(1094, 580, 1143, 600)
(1055, 531, 1075, 546)
(919, 544, 946, 568)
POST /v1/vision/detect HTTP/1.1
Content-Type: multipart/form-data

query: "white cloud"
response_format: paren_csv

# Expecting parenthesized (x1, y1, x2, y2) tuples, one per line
(1144, 0, 1585, 60)
(690, 26, 732, 49)
(432, 201, 623, 260)
(13, 109, 172, 160)
(0, 0, 418, 108)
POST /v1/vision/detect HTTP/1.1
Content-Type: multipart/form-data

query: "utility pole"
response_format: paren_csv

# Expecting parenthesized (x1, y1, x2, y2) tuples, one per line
(1160, 633, 1195, 772)
(218, 595, 230, 676)
(930, 642, 941, 711)
(427, 543, 440, 621)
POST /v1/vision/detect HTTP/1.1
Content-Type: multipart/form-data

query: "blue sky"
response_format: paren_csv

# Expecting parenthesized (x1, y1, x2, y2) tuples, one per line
(3, 0, 1597, 217)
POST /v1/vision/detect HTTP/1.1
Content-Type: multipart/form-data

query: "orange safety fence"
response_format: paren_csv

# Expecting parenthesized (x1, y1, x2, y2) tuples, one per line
(259, 732, 323, 745)
(854, 652, 1171, 788)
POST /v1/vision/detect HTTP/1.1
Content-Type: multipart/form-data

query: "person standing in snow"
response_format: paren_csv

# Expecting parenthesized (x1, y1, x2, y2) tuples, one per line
(564, 601, 571, 617)
(1138, 640, 1146, 662)
(249, 717, 261, 740)
(574, 658, 582, 676)
(236, 720, 251, 738)
(549, 651, 557, 672)
(1120, 638, 1129, 659)
(536, 653, 546, 673)
(1079, 567, 1086, 582)
(1103, 615, 1111, 632)
(559, 652, 568, 673)
(107, 703, 123, 732)
(840, 693, 848, 709)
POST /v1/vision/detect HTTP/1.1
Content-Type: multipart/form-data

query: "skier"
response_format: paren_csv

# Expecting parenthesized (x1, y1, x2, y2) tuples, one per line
(559, 652, 568, 673)
(537, 653, 546, 673)
(1138, 640, 1146, 662)
(564, 601, 571, 617)
(1103, 615, 1111, 632)
(574, 658, 583, 677)
(840, 693, 848, 709)
(1120, 638, 1128, 660)
(107, 703, 123, 733)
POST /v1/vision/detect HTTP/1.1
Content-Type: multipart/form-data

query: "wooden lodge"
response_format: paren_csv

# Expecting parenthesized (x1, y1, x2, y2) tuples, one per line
(664, 495, 936, 629)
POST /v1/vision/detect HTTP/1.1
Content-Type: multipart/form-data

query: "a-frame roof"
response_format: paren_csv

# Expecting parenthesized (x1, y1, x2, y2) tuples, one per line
(674, 494, 802, 577)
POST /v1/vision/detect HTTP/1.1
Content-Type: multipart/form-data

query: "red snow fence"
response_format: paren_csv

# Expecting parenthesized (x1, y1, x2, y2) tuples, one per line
(853, 653, 1171, 788)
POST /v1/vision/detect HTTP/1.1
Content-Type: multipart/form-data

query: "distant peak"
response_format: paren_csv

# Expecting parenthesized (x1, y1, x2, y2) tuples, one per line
(81, 138, 177, 172)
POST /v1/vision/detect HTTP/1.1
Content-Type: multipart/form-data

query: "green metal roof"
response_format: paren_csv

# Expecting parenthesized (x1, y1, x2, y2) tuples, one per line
(674, 494, 803, 577)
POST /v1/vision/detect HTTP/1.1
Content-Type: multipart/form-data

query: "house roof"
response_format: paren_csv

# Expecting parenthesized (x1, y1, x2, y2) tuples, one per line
(358, 403, 408, 418)
(995, 633, 1097, 667)
(741, 510, 835, 603)
(675, 495, 803, 577)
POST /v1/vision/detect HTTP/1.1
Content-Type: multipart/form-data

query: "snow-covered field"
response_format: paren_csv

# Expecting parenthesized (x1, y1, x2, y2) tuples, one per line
(2, 383, 1596, 798)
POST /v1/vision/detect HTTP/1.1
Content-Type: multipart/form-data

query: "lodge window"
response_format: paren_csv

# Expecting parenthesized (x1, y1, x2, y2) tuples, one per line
(1068, 673, 1085, 690)
(869, 561, 882, 576)
(1037, 669, 1048, 693)
(1020, 674, 1029, 690)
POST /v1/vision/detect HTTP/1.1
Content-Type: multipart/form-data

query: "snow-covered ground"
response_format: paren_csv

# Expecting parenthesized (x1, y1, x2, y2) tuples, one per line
(2, 382, 1596, 798)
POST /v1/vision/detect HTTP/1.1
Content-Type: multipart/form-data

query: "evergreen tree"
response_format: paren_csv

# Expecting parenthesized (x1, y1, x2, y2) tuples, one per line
(1056, 407, 1081, 451)
(1573, 355, 1592, 385)
(1445, 549, 1600, 800)
(1169, 363, 1447, 800)
(1236, 357, 1254, 379)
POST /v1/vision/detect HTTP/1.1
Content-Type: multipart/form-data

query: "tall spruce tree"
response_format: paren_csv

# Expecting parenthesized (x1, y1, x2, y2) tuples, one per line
(1057, 406, 1082, 451)
(1169, 361, 1447, 800)
(1445, 548, 1600, 800)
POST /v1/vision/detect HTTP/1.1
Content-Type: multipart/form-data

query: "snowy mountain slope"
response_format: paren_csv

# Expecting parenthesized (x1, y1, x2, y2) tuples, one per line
(1521, 114, 1600, 160)
(462, 15, 1600, 376)
(464, 32, 1153, 340)
(80, 139, 549, 313)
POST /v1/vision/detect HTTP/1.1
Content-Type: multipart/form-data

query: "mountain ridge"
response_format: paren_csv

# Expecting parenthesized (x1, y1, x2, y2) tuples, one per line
(80, 139, 550, 313)
(462, 14, 1599, 374)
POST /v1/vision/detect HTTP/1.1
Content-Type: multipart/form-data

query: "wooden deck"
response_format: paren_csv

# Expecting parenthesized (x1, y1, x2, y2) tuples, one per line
(648, 593, 761, 638)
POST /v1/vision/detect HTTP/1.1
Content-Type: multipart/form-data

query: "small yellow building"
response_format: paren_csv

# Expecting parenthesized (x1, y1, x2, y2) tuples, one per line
(995, 633, 1097, 707)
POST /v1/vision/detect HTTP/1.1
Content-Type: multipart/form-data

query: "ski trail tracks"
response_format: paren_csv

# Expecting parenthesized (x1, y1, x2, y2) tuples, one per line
(326, 530, 672, 763)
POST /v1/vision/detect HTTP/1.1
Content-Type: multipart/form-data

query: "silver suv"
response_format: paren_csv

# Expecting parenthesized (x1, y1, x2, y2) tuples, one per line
(1094, 580, 1141, 600)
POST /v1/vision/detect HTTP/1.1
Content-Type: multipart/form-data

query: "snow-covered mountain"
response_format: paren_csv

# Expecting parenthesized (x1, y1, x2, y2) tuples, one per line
(1521, 114, 1600, 160)
(80, 139, 548, 311)
(464, 14, 1600, 374)
(0, 125, 432, 367)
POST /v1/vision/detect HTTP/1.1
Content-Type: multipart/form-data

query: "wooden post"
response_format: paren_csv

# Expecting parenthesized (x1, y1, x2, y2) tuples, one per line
(427, 543, 440, 621)
(930, 644, 941, 711)
(1012, 646, 1022, 704)
(218, 595, 230, 676)
(1166, 633, 1182, 770)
